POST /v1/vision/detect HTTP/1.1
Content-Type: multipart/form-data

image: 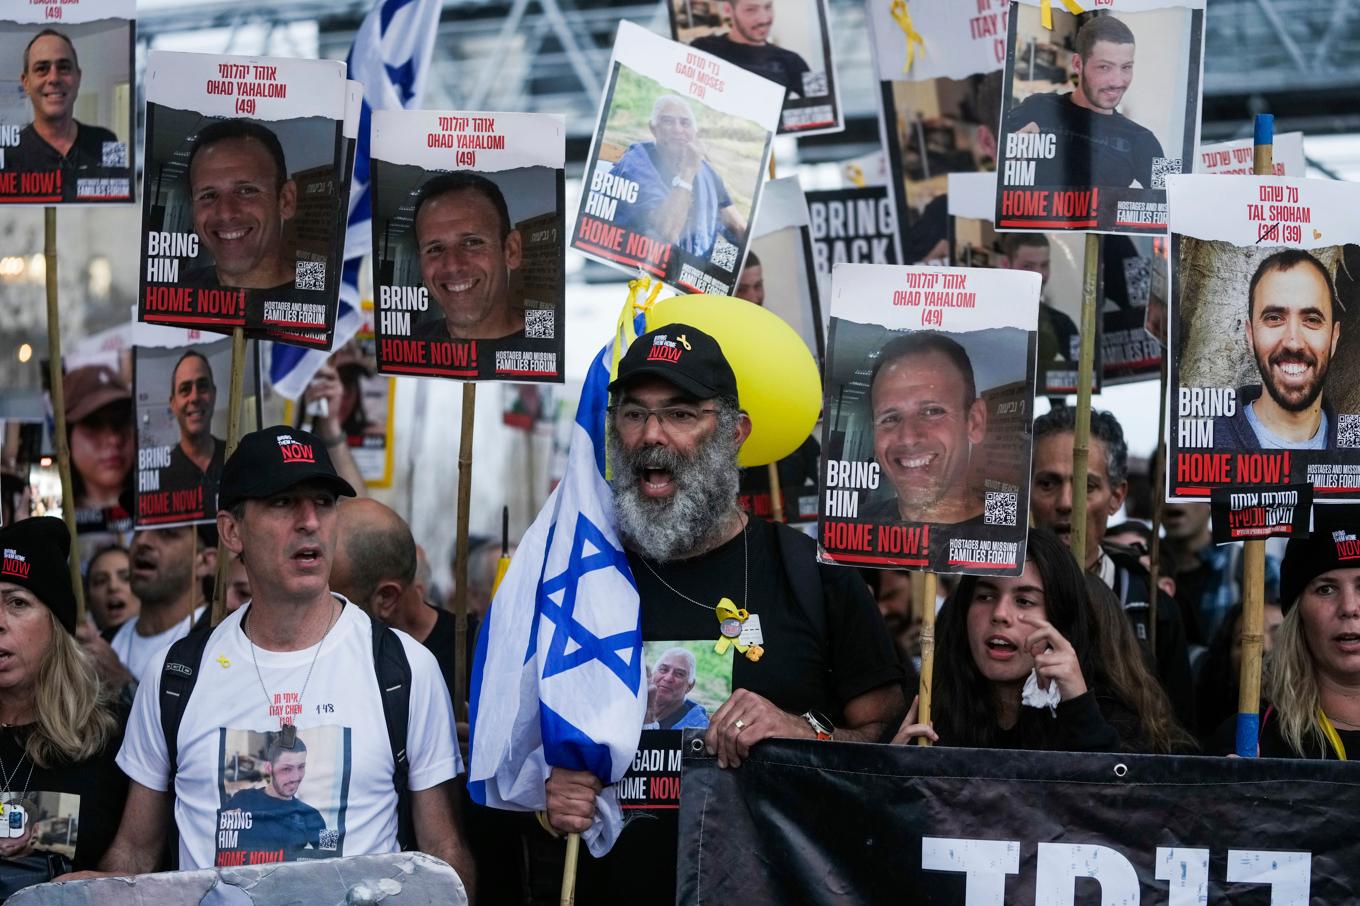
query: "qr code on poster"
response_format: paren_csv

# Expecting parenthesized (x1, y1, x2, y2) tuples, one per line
(101, 142, 127, 168)
(710, 235, 739, 272)
(295, 261, 326, 291)
(1338, 416, 1360, 448)
(318, 829, 339, 852)
(1151, 157, 1182, 190)
(525, 310, 554, 339)
(984, 491, 1018, 527)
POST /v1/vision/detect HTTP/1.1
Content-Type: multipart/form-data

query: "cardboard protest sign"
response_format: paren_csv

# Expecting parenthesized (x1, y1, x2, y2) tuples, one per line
(370, 109, 565, 382)
(1168, 174, 1360, 501)
(52, 359, 133, 537)
(818, 262, 1040, 575)
(133, 325, 257, 528)
(1101, 234, 1162, 384)
(0, 0, 135, 204)
(667, 0, 842, 136)
(994, 1, 1206, 235)
(805, 185, 901, 312)
(742, 176, 823, 361)
(1210, 483, 1312, 544)
(138, 51, 349, 348)
(868, 1, 1005, 265)
(1198, 132, 1305, 177)
(572, 20, 781, 296)
(739, 435, 820, 523)
(948, 172, 1098, 396)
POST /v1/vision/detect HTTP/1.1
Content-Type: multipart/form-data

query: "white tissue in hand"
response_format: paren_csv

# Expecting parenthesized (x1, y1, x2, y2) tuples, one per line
(1021, 669, 1060, 713)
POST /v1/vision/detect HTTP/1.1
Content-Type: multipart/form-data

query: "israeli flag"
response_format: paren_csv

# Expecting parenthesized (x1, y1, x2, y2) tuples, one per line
(269, 0, 443, 399)
(469, 313, 647, 856)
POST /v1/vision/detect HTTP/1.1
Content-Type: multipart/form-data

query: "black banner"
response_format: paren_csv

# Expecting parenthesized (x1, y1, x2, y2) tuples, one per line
(1210, 482, 1312, 544)
(677, 736, 1360, 904)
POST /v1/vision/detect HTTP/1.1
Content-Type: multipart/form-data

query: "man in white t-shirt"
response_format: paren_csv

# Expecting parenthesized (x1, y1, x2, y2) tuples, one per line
(63, 426, 475, 888)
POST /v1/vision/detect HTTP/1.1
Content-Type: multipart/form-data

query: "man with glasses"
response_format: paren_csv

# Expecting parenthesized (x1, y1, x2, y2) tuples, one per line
(535, 324, 903, 905)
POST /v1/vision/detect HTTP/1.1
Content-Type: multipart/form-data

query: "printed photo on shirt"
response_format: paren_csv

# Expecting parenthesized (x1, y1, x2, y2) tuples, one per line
(0, 1, 135, 204)
(138, 51, 350, 349)
(1167, 174, 1360, 500)
(948, 172, 1099, 397)
(133, 330, 258, 528)
(620, 640, 733, 814)
(667, 0, 842, 136)
(818, 263, 1039, 575)
(572, 20, 781, 296)
(1, 790, 79, 862)
(215, 725, 350, 867)
(867, 1, 1005, 266)
(994, 1, 1206, 235)
(370, 109, 565, 384)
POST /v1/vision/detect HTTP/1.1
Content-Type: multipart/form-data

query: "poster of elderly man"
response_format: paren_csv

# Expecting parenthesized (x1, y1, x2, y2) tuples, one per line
(572, 20, 783, 296)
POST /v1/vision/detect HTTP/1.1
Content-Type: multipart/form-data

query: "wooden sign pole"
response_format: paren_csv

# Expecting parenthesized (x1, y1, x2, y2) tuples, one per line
(453, 382, 477, 724)
(915, 571, 938, 746)
(1068, 233, 1102, 567)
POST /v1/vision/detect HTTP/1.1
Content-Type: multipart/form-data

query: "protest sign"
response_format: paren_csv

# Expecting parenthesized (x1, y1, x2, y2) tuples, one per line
(948, 172, 1097, 396)
(572, 20, 781, 296)
(133, 325, 257, 528)
(0, 0, 135, 204)
(1101, 234, 1162, 384)
(742, 176, 823, 361)
(868, 1, 1005, 265)
(1210, 483, 1312, 544)
(667, 0, 841, 136)
(1198, 131, 1305, 177)
(806, 186, 900, 312)
(370, 109, 565, 383)
(138, 51, 349, 348)
(677, 739, 1360, 905)
(1168, 174, 1360, 501)
(994, 1, 1206, 235)
(818, 262, 1039, 575)
(738, 435, 820, 523)
(50, 358, 133, 538)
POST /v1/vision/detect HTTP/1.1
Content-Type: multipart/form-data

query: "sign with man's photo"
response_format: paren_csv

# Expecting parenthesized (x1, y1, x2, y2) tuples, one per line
(818, 262, 1040, 575)
(370, 109, 565, 383)
(137, 51, 350, 348)
(571, 20, 782, 296)
(994, 0, 1206, 235)
(1167, 174, 1360, 500)
(0, 0, 135, 204)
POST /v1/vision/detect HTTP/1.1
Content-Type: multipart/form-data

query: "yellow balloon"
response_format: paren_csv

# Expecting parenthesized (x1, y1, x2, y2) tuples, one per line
(646, 294, 821, 467)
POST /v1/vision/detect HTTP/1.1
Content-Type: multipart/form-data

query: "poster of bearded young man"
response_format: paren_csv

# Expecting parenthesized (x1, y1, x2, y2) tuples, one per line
(818, 263, 1040, 575)
(572, 20, 782, 296)
(0, 0, 135, 204)
(994, 0, 1205, 236)
(370, 109, 565, 382)
(138, 51, 349, 348)
(1168, 174, 1360, 501)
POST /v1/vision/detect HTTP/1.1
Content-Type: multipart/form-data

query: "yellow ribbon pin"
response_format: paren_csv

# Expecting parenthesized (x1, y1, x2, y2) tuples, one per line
(845, 163, 866, 188)
(216, 655, 231, 669)
(1040, 0, 1086, 30)
(888, 0, 925, 74)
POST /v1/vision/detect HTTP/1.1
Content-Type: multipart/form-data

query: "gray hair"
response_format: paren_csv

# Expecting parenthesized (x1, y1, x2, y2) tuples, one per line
(650, 95, 695, 127)
(655, 646, 697, 680)
(1032, 406, 1128, 487)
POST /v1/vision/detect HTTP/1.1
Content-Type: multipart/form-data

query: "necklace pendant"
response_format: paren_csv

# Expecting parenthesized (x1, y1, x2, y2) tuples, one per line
(714, 598, 752, 656)
(278, 722, 298, 750)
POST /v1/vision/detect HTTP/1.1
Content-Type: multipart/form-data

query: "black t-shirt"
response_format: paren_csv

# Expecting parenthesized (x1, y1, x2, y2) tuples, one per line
(7, 122, 121, 201)
(421, 605, 480, 704)
(689, 34, 810, 98)
(568, 519, 901, 905)
(160, 438, 225, 517)
(220, 786, 326, 861)
(1213, 705, 1360, 759)
(1004, 91, 1165, 189)
(0, 724, 128, 872)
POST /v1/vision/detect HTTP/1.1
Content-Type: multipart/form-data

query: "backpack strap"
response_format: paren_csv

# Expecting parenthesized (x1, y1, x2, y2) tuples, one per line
(771, 522, 828, 640)
(370, 616, 415, 850)
(159, 625, 214, 782)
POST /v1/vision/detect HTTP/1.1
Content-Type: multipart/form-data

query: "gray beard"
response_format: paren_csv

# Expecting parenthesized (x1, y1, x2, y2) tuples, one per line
(608, 427, 741, 563)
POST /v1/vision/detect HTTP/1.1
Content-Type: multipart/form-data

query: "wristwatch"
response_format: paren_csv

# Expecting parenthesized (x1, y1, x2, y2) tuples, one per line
(671, 174, 694, 192)
(802, 710, 835, 741)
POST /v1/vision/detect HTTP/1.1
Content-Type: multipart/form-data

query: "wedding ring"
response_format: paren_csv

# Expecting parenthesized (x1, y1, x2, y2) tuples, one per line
(733, 719, 747, 731)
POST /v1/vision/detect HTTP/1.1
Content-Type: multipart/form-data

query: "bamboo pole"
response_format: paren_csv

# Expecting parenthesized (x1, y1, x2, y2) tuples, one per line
(559, 832, 581, 906)
(915, 571, 938, 746)
(1236, 114, 1274, 757)
(766, 462, 785, 522)
(210, 328, 248, 627)
(452, 382, 477, 723)
(1068, 233, 1102, 567)
(43, 207, 86, 622)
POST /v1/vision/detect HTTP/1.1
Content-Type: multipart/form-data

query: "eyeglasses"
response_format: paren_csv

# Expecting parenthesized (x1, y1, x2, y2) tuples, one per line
(609, 404, 717, 434)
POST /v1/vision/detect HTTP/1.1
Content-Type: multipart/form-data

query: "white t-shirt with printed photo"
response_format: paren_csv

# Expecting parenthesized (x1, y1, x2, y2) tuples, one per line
(111, 606, 205, 685)
(117, 596, 460, 869)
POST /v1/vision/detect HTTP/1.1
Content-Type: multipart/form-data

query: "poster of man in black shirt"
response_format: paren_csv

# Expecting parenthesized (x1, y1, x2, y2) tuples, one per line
(0, 2, 135, 204)
(219, 731, 329, 865)
(994, 1, 1205, 235)
(669, 0, 841, 136)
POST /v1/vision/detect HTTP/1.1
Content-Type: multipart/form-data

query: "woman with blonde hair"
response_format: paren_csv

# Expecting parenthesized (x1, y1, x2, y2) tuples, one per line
(0, 517, 126, 894)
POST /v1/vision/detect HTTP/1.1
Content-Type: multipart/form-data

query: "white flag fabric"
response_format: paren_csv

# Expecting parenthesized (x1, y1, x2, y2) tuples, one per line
(468, 311, 648, 856)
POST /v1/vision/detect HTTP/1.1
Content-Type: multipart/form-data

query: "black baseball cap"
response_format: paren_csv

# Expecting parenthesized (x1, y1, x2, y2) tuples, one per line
(1280, 508, 1360, 612)
(0, 516, 77, 634)
(218, 425, 357, 512)
(607, 324, 738, 402)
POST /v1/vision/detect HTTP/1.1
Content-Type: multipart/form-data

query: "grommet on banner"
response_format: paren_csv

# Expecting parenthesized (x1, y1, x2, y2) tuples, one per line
(1113, 763, 1128, 778)
(689, 737, 706, 754)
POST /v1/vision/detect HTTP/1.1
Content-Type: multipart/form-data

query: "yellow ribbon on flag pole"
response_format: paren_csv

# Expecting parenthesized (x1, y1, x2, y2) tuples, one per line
(888, 0, 925, 74)
(1041, 0, 1086, 30)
